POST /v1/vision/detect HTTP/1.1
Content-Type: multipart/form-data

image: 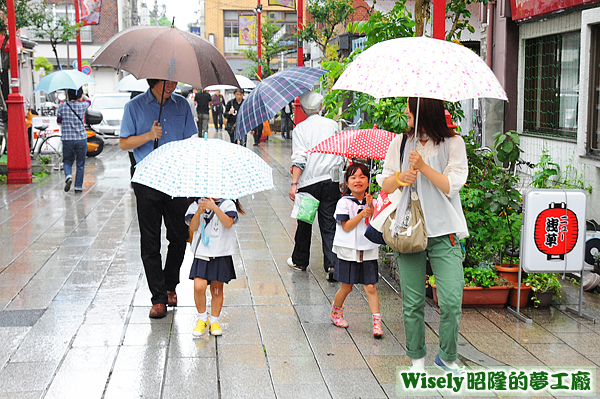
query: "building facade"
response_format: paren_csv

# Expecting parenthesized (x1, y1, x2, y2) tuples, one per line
(204, 0, 304, 73)
(485, 0, 600, 221)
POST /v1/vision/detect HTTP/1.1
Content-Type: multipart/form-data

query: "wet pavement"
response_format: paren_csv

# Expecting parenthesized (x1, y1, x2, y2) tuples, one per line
(1, 130, 600, 398)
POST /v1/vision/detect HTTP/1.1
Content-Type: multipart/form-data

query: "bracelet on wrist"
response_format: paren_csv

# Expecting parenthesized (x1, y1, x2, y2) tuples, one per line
(291, 182, 298, 186)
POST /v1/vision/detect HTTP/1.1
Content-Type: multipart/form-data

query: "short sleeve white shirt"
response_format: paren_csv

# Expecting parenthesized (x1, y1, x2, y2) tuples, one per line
(332, 196, 379, 261)
(186, 199, 238, 258)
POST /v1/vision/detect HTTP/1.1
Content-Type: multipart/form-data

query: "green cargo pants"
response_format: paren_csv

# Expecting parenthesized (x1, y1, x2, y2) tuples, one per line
(394, 234, 464, 363)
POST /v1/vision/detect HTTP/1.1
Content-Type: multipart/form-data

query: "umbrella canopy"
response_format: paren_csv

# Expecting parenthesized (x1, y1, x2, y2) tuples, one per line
(114, 74, 149, 92)
(204, 76, 256, 92)
(332, 36, 508, 102)
(235, 74, 256, 89)
(203, 84, 238, 92)
(309, 127, 396, 160)
(91, 25, 238, 89)
(235, 67, 327, 140)
(34, 69, 97, 93)
(131, 137, 275, 199)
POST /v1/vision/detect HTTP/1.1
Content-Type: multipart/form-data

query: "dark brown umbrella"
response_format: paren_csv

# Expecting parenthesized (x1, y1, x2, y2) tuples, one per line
(91, 25, 238, 90)
(92, 25, 238, 147)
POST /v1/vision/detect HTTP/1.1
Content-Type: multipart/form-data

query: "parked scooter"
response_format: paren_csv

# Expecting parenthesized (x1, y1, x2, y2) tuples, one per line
(85, 109, 104, 157)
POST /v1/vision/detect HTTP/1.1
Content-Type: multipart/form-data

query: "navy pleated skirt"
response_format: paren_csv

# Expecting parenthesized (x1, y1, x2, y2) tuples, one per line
(189, 256, 236, 284)
(333, 258, 379, 285)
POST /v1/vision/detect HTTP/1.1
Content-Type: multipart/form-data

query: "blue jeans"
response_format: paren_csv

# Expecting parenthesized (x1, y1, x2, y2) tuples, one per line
(62, 139, 87, 189)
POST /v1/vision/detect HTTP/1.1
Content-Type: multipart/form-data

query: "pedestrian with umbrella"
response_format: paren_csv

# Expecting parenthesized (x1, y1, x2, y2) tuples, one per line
(287, 91, 345, 281)
(120, 79, 197, 318)
(92, 24, 238, 319)
(56, 87, 90, 193)
(34, 69, 96, 193)
(131, 136, 275, 332)
(333, 36, 508, 372)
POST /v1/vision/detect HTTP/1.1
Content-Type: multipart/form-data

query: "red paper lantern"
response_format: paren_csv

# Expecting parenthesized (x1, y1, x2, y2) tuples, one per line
(534, 202, 579, 260)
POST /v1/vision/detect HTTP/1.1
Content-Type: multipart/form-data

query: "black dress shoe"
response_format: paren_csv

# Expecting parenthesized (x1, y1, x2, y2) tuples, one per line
(149, 304, 167, 318)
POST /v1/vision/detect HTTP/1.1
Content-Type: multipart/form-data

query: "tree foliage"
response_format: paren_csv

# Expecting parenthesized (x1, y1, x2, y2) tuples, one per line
(298, 0, 354, 55)
(322, 1, 414, 132)
(29, 1, 80, 69)
(446, 0, 488, 41)
(34, 56, 53, 75)
(0, 0, 35, 38)
(243, 17, 286, 79)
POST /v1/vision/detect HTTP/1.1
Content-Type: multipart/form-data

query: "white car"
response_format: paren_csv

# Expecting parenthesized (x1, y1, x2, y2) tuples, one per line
(88, 93, 131, 136)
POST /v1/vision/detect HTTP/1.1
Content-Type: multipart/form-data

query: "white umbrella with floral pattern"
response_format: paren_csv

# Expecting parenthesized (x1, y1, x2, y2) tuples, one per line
(332, 36, 507, 102)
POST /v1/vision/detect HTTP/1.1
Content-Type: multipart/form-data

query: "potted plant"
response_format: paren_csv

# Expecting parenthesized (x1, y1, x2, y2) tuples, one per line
(430, 266, 512, 308)
(461, 131, 523, 269)
(522, 273, 562, 308)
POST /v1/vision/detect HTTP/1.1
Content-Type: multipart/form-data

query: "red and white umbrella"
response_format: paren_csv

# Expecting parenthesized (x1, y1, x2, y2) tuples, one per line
(309, 127, 396, 160)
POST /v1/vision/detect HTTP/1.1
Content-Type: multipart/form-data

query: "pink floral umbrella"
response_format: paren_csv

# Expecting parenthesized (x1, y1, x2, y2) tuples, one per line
(332, 36, 508, 102)
(308, 126, 396, 160)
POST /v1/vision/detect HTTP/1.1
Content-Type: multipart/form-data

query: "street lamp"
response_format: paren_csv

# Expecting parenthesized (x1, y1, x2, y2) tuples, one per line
(254, 3, 262, 80)
(5, 0, 32, 184)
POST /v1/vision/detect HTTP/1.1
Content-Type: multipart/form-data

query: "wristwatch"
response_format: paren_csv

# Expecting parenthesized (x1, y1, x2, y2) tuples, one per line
(291, 182, 298, 186)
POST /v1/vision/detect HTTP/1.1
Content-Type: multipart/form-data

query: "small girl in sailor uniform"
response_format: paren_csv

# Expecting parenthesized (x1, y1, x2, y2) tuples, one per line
(330, 163, 383, 337)
(186, 197, 245, 336)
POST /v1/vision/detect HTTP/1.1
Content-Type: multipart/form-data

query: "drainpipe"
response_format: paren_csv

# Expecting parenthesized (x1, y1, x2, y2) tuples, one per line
(487, 1, 495, 69)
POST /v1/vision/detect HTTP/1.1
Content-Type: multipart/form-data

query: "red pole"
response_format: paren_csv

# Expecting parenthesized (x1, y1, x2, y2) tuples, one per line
(74, 0, 82, 71)
(257, 0, 262, 79)
(294, 0, 306, 124)
(433, 0, 445, 40)
(5, 0, 32, 184)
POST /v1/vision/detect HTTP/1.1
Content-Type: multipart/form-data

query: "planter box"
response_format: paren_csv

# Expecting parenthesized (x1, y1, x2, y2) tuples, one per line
(508, 283, 531, 308)
(432, 285, 511, 308)
(529, 290, 553, 308)
(495, 264, 520, 284)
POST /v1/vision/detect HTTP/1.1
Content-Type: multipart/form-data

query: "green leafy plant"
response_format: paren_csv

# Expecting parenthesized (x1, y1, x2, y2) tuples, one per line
(522, 273, 562, 307)
(531, 148, 592, 194)
(37, 155, 52, 174)
(461, 131, 523, 267)
(463, 267, 510, 288)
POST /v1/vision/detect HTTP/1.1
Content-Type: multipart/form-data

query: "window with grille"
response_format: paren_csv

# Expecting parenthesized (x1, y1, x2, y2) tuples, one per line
(523, 31, 580, 139)
(589, 25, 600, 156)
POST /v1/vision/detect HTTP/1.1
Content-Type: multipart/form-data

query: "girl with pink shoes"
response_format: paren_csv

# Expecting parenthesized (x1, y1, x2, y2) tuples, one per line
(330, 163, 383, 338)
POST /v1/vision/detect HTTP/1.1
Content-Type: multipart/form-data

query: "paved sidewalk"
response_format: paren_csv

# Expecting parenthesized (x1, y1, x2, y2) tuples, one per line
(1, 132, 600, 398)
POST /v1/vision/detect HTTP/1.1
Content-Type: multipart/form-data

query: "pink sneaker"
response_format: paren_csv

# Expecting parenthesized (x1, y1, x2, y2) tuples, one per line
(330, 304, 348, 328)
(372, 314, 383, 338)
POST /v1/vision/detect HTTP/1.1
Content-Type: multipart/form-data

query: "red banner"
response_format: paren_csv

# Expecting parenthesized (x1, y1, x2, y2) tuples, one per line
(81, 0, 102, 26)
(510, 0, 600, 21)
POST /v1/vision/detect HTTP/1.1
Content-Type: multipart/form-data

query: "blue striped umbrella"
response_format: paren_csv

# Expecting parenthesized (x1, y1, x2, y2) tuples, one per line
(234, 67, 327, 141)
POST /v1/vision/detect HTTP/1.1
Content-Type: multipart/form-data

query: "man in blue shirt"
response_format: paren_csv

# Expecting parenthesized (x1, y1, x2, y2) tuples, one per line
(120, 79, 198, 318)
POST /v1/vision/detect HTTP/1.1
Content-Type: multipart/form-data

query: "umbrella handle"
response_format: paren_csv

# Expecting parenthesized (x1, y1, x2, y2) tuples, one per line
(200, 222, 210, 246)
(395, 171, 410, 187)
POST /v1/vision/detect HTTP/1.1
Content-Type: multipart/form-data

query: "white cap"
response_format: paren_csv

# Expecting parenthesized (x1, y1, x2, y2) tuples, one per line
(299, 91, 323, 112)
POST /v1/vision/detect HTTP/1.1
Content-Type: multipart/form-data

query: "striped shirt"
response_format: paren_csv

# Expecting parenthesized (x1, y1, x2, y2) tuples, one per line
(57, 101, 89, 141)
